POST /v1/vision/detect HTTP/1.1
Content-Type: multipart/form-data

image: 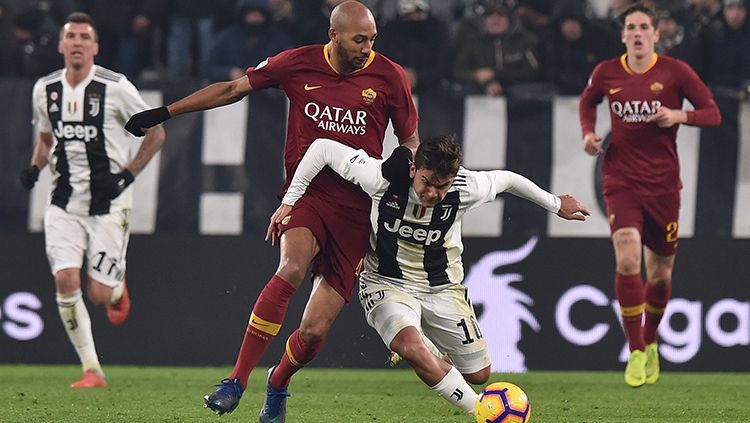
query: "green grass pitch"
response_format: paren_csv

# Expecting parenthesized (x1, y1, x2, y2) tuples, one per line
(2, 365, 749, 422)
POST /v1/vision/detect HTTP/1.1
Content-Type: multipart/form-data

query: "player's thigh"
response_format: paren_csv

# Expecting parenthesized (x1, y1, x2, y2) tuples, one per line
(359, 278, 422, 349)
(642, 192, 680, 258)
(605, 189, 644, 272)
(420, 286, 490, 375)
(84, 210, 129, 287)
(44, 205, 87, 277)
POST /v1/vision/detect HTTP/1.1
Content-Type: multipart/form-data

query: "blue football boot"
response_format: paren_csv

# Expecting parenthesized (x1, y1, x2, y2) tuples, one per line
(204, 377, 243, 415)
(258, 366, 291, 423)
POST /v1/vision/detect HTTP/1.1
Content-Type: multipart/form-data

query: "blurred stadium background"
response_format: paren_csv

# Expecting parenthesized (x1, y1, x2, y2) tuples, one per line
(1, 0, 749, 420)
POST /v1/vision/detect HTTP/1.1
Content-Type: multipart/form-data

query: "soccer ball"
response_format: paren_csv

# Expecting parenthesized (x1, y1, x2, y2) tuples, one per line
(474, 382, 531, 423)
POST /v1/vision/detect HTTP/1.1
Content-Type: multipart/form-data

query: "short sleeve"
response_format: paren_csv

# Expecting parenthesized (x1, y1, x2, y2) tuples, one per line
(116, 77, 151, 124)
(31, 79, 52, 133)
(246, 49, 295, 90)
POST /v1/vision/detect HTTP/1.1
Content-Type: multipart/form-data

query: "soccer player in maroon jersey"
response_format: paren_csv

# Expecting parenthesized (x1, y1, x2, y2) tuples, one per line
(125, 1, 418, 420)
(579, 3, 720, 388)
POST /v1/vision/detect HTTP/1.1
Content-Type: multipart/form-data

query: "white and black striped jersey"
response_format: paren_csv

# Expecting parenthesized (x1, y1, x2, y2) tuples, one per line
(32, 65, 150, 216)
(283, 139, 561, 293)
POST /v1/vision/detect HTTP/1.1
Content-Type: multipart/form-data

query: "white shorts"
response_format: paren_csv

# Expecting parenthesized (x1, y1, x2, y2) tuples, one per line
(359, 278, 490, 374)
(44, 205, 129, 287)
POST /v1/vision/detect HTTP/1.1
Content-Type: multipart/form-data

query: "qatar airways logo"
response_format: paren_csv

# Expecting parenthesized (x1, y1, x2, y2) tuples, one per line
(610, 100, 662, 123)
(304, 102, 367, 135)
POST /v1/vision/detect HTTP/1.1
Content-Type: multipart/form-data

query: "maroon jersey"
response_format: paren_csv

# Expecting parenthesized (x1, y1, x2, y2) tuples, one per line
(247, 45, 418, 210)
(579, 54, 720, 196)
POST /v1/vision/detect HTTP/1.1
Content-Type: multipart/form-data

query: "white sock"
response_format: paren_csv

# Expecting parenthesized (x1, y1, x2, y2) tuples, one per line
(57, 289, 103, 376)
(109, 282, 124, 305)
(430, 366, 478, 414)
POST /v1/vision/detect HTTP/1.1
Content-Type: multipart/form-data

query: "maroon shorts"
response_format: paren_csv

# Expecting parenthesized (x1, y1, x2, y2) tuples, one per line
(603, 189, 680, 256)
(277, 194, 370, 303)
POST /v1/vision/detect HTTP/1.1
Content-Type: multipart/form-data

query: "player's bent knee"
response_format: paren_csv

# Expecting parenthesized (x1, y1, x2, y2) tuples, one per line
(298, 325, 326, 345)
(54, 269, 81, 293)
(275, 262, 309, 286)
(464, 367, 491, 385)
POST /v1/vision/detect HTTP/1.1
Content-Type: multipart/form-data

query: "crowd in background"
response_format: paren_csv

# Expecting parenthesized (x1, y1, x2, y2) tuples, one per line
(0, 0, 748, 99)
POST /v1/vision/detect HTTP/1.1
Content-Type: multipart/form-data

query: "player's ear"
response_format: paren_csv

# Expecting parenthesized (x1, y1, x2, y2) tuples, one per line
(409, 162, 416, 179)
(328, 27, 337, 43)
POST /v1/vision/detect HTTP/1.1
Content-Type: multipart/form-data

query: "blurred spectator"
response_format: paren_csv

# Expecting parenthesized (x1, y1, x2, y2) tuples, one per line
(546, 7, 609, 94)
(708, 0, 750, 96)
(375, 0, 468, 26)
(376, 0, 452, 93)
(597, 0, 635, 54)
(516, 0, 554, 35)
(81, 0, 165, 80)
(689, 0, 724, 35)
(291, 0, 345, 46)
(165, 0, 235, 80)
(0, 0, 76, 76)
(11, 8, 62, 77)
(268, 0, 296, 35)
(203, 0, 292, 82)
(454, 5, 544, 96)
(655, 9, 707, 77)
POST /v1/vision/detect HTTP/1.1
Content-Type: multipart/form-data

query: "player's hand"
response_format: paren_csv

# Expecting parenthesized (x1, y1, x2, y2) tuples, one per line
(125, 106, 170, 137)
(102, 170, 135, 200)
(556, 194, 590, 221)
(647, 107, 686, 128)
(19, 165, 40, 190)
(583, 132, 603, 156)
(266, 203, 293, 246)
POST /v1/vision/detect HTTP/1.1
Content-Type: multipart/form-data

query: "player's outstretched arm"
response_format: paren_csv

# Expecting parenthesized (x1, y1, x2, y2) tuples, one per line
(268, 139, 361, 244)
(280, 139, 361, 207)
(125, 76, 253, 136)
(493, 170, 589, 220)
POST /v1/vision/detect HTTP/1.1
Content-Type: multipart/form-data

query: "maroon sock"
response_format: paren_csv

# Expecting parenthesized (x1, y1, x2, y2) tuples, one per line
(269, 329, 325, 388)
(229, 275, 296, 389)
(615, 272, 645, 352)
(644, 281, 671, 344)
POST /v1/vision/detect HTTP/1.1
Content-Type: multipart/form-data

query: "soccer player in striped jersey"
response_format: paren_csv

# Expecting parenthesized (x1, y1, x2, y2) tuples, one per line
(18, 12, 166, 388)
(269, 135, 589, 415)
(579, 3, 721, 387)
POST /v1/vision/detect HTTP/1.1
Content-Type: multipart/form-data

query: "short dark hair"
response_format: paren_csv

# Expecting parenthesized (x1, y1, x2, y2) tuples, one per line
(414, 135, 461, 178)
(619, 3, 658, 28)
(61, 12, 98, 40)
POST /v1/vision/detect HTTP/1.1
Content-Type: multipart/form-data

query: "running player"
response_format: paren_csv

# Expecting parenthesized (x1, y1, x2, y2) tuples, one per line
(579, 3, 721, 387)
(18, 12, 166, 388)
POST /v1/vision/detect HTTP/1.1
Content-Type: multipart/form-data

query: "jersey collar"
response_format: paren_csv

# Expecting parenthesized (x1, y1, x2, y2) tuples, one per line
(62, 64, 97, 91)
(620, 53, 658, 75)
(324, 43, 376, 74)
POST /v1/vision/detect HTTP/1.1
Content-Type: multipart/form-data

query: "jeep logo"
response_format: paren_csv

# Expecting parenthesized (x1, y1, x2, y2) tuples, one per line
(383, 218, 443, 246)
(53, 121, 99, 142)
